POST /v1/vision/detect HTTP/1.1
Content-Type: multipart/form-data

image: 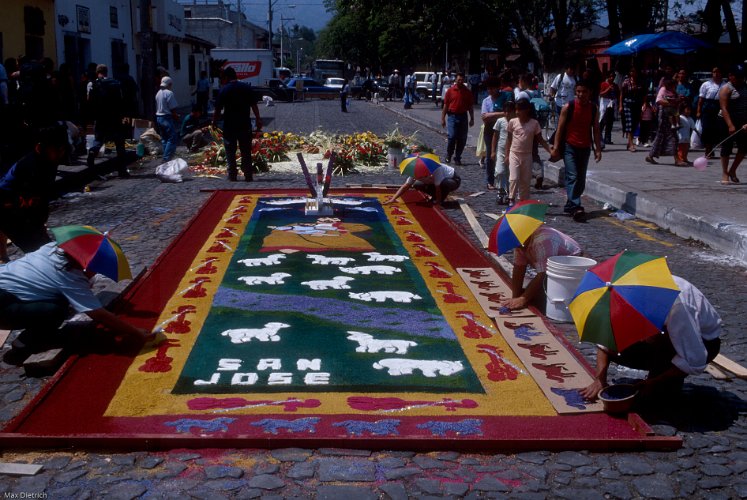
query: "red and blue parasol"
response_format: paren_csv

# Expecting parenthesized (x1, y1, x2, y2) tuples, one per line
(51, 225, 132, 281)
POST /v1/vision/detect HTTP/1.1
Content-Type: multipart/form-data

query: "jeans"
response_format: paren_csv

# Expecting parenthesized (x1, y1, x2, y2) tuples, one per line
(157, 115, 178, 161)
(446, 113, 468, 161)
(412, 175, 461, 201)
(224, 129, 253, 176)
(483, 125, 495, 186)
(0, 289, 68, 332)
(562, 142, 591, 212)
(600, 106, 615, 143)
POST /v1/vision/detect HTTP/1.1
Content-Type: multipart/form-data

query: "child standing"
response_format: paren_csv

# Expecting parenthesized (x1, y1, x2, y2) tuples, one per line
(490, 100, 516, 204)
(639, 95, 656, 147)
(504, 99, 552, 205)
(676, 103, 695, 166)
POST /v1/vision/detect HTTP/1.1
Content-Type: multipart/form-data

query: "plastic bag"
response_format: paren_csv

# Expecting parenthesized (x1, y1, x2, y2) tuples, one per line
(140, 128, 163, 156)
(155, 158, 189, 183)
(691, 119, 703, 149)
(475, 124, 486, 158)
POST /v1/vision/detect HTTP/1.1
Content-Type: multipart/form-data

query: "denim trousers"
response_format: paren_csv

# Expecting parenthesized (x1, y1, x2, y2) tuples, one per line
(483, 125, 495, 185)
(563, 143, 591, 212)
(224, 129, 253, 175)
(156, 115, 178, 161)
(446, 113, 468, 161)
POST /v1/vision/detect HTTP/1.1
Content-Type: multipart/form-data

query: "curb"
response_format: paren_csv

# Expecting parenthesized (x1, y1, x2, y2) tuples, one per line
(544, 162, 747, 264)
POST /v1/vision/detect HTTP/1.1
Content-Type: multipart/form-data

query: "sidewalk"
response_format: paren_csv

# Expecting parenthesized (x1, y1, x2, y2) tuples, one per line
(379, 99, 747, 265)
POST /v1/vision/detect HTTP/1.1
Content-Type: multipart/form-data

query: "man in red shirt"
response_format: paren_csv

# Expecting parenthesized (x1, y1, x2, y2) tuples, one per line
(550, 80, 602, 221)
(440, 72, 474, 165)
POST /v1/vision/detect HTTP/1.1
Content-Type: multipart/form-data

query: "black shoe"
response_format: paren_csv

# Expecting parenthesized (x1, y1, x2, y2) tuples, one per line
(572, 207, 586, 222)
(228, 172, 238, 182)
(535, 177, 544, 189)
(244, 175, 253, 182)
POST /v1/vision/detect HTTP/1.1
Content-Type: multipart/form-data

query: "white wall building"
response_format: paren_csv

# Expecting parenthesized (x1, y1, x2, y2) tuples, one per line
(54, 0, 136, 79)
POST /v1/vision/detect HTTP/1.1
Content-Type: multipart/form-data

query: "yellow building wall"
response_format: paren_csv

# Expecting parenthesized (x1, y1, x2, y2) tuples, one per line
(0, 0, 56, 63)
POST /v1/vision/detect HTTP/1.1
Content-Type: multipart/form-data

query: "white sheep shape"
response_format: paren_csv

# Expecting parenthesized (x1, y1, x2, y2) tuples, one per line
(372, 359, 464, 377)
(339, 265, 401, 275)
(346, 331, 417, 354)
(301, 276, 355, 290)
(221, 322, 291, 343)
(237, 254, 286, 267)
(237, 272, 291, 285)
(348, 291, 421, 303)
(362, 252, 409, 263)
(307, 254, 356, 266)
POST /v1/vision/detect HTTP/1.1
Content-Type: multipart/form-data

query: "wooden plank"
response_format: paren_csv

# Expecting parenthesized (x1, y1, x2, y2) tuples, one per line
(0, 329, 10, 347)
(0, 463, 43, 476)
(483, 212, 500, 220)
(705, 363, 731, 380)
(456, 267, 603, 415)
(458, 200, 489, 248)
(712, 354, 747, 379)
(469, 191, 485, 197)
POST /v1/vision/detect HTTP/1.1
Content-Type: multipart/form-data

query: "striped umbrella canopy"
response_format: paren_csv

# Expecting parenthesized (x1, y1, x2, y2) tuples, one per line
(487, 200, 547, 255)
(51, 225, 132, 281)
(398, 153, 442, 178)
(568, 251, 680, 352)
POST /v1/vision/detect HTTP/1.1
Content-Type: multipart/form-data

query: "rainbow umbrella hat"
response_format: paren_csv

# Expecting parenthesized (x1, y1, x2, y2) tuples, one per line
(487, 200, 547, 255)
(568, 251, 680, 353)
(398, 153, 442, 178)
(51, 225, 132, 282)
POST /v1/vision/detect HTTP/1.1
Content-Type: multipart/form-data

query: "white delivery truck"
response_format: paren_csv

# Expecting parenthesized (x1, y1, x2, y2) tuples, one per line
(211, 48, 274, 87)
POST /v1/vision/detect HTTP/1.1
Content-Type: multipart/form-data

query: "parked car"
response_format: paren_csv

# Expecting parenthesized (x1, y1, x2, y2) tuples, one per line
(284, 78, 339, 100)
(324, 77, 345, 90)
(412, 71, 440, 98)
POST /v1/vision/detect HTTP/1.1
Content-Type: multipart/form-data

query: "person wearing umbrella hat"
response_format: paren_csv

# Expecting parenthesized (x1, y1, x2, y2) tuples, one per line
(383, 160, 461, 206)
(0, 238, 153, 366)
(579, 275, 722, 400)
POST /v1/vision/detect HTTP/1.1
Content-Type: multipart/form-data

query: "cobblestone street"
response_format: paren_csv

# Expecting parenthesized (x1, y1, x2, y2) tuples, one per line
(0, 99, 746, 499)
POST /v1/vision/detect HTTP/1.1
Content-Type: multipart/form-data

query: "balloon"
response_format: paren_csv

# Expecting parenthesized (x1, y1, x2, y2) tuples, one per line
(693, 156, 708, 171)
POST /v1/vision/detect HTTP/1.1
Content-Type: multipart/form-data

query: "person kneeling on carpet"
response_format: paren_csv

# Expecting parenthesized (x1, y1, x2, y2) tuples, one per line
(580, 276, 722, 400)
(502, 225, 582, 311)
(384, 163, 461, 206)
(0, 242, 153, 366)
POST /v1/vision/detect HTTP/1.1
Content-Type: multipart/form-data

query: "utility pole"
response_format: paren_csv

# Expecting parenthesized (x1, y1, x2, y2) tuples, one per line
(267, 0, 273, 51)
(139, 0, 155, 119)
(236, 0, 242, 47)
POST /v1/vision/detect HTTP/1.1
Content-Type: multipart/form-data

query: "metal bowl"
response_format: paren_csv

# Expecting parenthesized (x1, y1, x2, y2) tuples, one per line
(599, 384, 639, 414)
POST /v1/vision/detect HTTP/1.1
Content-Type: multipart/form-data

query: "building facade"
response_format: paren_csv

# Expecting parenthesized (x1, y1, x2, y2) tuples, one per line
(182, 1, 266, 49)
(0, 0, 56, 63)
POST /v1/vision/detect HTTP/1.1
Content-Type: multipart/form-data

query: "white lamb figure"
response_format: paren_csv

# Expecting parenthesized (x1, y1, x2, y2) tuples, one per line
(362, 252, 409, 263)
(307, 254, 356, 266)
(348, 291, 421, 303)
(221, 322, 291, 343)
(346, 331, 417, 354)
(237, 254, 286, 267)
(372, 359, 464, 377)
(237, 272, 291, 285)
(300, 276, 354, 290)
(338, 265, 401, 275)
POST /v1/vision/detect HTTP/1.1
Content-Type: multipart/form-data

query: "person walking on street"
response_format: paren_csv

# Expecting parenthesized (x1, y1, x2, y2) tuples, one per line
(340, 78, 350, 112)
(549, 64, 577, 116)
(646, 79, 681, 166)
(505, 99, 552, 204)
(620, 67, 644, 152)
(598, 71, 619, 147)
(430, 72, 438, 103)
(718, 64, 747, 185)
(441, 72, 474, 165)
(193, 70, 211, 115)
(155, 76, 179, 163)
(481, 77, 504, 190)
(87, 64, 129, 177)
(696, 67, 725, 157)
(551, 80, 602, 221)
(212, 67, 262, 182)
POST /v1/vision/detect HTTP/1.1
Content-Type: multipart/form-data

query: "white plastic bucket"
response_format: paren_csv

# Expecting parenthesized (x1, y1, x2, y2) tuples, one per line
(387, 148, 404, 169)
(545, 255, 597, 323)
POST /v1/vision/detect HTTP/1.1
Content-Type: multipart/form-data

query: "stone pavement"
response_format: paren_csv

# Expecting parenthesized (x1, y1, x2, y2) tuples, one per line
(0, 99, 746, 498)
(380, 98, 747, 265)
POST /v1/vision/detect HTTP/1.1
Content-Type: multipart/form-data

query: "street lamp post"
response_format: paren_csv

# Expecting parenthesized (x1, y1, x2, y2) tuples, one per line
(296, 47, 303, 75)
(279, 13, 295, 68)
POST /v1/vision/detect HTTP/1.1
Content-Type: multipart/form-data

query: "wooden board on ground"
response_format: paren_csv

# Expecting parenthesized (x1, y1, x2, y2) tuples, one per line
(469, 191, 485, 197)
(0, 463, 43, 476)
(705, 363, 731, 380)
(458, 267, 603, 414)
(484, 212, 500, 220)
(712, 354, 747, 379)
(458, 200, 489, 248)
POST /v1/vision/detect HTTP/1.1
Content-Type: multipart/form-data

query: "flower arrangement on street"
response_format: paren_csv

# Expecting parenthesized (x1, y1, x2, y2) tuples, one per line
(190, 127, 424, 177)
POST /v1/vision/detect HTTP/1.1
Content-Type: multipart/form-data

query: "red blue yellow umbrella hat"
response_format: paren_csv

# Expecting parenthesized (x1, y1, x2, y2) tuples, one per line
(398, 153, 442, 179)
(568, 250, 680, 352)
(487, 200, 548, 256)
(50, 225, 132, 282)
